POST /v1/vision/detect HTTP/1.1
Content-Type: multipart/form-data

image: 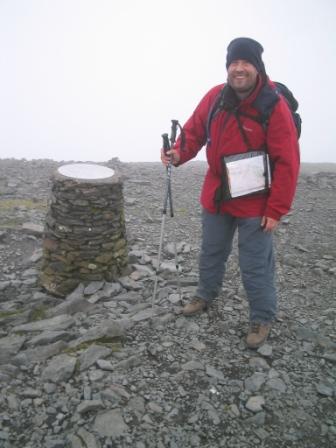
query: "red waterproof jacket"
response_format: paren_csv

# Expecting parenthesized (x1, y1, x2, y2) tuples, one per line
(174, 76, 300, 221)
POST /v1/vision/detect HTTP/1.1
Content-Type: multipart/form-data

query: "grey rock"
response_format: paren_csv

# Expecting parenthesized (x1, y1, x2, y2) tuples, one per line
(0, 335, 26, 364)
(147, 401, 164, 413)
(77, 399, 104, 414)
(13, 340, 67, 366)
(12, 314, 75, 333)
(182, 360, 204, 371)
(42, 354, 77, 383)
(44, 437, 66, 448)
(101, 388, 122, 403)
(20, 387, 42, 398)
(93, 409, 129, 437)
(22, 222, 44, 236)
(249, 357, 270, 370)
(131, 308, 155, 322)
(29, 248, 43, 263)
(245, 372, 266, 392)
(316, 382, 334, 397)
(108, 384, 131, 400)
(127, 396, 145, 419)
(46, 289, 94, 317)
(152, 312, 175, 327)
(96, 359, 114, 371)
(119, 276, 142, 290)
(88, 282, 123, 303)
(67, 435, 83, 448)
(266, 378, 287, 393)
(190, 339, 207, 352)
(79, 344, 112, 371)
(28, 330, 73, 346)
(131, 264, 155, 277)
(244, 412, 266, 427)
(168, 293, 181, 304)
(114, 355, 142, 370)
(84, 281, 105, 296)
(102, 282, 123, 297)
(321, 353, 336, 363)
(6, 394, 20, 410)
(245, 396, 265, 413)
(160, 262, 177, 273)
(205, 365, 225, 381)
(257, 344, 273, 357)
(68, 319, 125, 348)
(228, 404, 240, 418)
(44, 383, 57, 394)
(0, 281, 11, 291)
(77, 428, 101, 448)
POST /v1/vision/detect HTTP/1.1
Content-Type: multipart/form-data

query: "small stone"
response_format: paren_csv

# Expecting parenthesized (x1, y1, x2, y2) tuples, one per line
(249, 357, 270, 370)
(12, 314, 75, 333)
(20, 387, 42, 398)
(228, 404, 240, 417)
(22, 222, 44, 236)
(245, 396, 265, 413)
(266, 378, 287, 393)
(244, 373, 266, 392)
(77, 400, 104, 414)
(93, 410, 129, 437)
(316, 382, 334, 397)
(44, 383, 57, 394)
(182, 360, 204, 371)
(96, 359, 114, 371)
(76, 428, 100, 448)
(84, 281, 105, 296)
(79, 345, 112, 371)
(42, 354, 76, 383)
(0, 335, 26, 364)
(190, 339, 206, 352)
(257, 344, 273, 357)
(168, 293, 181, 304)
(206, 365, 225, 381)
(147, 401, 163, 413)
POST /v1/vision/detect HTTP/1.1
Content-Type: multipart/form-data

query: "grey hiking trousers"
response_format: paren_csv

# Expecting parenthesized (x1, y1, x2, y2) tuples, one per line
(195, 210, 277, 323)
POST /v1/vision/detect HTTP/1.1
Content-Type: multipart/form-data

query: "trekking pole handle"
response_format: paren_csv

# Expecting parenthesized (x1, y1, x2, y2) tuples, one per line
(170, 120, 179, 147)
(162, 133, 170, 155)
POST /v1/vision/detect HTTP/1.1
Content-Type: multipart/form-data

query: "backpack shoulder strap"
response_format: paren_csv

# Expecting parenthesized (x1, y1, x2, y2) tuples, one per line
(252, 83, 280, 129)
(206, 84, 239, 144)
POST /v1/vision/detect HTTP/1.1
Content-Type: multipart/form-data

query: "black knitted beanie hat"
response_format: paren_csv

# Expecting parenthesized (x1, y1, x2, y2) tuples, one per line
(226, 37, 266, 74)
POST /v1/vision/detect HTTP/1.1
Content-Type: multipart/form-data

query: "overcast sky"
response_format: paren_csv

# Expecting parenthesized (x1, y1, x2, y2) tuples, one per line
(0, 0, 335, 163)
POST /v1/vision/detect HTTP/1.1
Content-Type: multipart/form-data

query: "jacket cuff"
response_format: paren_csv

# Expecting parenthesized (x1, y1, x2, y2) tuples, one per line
(264, 207, 282, 221)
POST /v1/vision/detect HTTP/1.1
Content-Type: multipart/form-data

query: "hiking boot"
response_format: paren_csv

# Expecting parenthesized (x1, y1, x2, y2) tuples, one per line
(246, 322, 271, 349)
(183, 298, 207, 316)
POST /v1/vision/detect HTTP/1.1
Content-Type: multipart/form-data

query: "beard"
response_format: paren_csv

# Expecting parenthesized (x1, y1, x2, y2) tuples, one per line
(227, 74, 258, 97)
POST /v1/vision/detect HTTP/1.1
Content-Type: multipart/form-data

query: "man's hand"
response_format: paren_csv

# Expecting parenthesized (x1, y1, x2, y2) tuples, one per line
(161, 148, 180, 167)
(261, 216, 279, 232)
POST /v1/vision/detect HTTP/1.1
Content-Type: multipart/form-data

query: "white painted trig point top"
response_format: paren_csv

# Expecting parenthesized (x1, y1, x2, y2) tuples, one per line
(58, 163, 115, 180)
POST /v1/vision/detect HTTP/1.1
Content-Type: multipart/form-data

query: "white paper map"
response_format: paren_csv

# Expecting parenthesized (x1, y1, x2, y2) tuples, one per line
(226, 155, 269, 198)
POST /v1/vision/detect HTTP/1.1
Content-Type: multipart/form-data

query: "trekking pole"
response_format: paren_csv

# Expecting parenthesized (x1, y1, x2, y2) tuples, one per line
(151, 120, 182, 314)
(168, 121, 182, 300)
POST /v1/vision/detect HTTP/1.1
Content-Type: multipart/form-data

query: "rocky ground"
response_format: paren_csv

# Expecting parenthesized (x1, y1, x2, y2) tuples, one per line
(0, 158, 335, 448)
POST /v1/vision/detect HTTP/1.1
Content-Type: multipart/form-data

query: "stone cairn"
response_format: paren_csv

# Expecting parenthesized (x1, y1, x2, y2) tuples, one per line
(40, 163, 128, 297)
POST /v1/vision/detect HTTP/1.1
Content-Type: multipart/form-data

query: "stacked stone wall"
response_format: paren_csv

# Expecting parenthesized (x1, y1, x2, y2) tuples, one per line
(40, 165, 128, 296)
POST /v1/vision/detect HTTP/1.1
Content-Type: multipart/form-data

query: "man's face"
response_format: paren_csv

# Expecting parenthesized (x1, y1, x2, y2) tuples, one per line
(227, 60, 258, 95)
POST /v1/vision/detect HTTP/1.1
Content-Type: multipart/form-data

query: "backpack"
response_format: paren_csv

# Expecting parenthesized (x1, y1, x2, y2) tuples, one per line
(273, 82, 302, 138)
(206, 81, 302, 145)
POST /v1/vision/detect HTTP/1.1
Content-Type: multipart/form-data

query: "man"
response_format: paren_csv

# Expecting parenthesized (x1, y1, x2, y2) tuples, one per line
(161, 37, 300, 349)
